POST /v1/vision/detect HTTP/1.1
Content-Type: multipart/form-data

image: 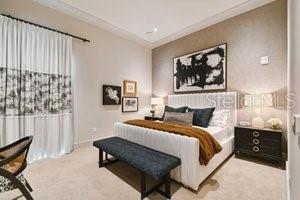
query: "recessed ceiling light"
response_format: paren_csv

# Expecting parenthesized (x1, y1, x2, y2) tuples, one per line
(154, 28, 158, 32)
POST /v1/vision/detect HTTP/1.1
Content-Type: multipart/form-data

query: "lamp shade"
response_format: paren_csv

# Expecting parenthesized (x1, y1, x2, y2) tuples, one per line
(151, 97, 164, 105)
(244, 93, 273, 108)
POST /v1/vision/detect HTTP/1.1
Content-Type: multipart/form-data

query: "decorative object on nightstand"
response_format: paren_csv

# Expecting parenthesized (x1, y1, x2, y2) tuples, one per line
(267, 118, 283, 130)
(144, 115, 163, 121)
(150, 97, 164, 117)
(234, 126, 283, 168)
(243, 93, 273, 128)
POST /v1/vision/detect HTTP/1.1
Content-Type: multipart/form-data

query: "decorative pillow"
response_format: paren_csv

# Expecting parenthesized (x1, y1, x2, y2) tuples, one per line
(188, 107, 215, 127)
(162, 106, 188, 119)
(209, 109, 230, 127)
(163, 111, 194, 126)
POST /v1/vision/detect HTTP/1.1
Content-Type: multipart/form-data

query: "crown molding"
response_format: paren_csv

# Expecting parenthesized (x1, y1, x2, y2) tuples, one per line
(35, 0, 276, 49)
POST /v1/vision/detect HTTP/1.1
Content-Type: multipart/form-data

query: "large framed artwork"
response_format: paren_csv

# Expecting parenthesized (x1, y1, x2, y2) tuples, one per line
(103, 85, 121, 105)
(173, 43, 227, 93)
(122, 97, 138, 112)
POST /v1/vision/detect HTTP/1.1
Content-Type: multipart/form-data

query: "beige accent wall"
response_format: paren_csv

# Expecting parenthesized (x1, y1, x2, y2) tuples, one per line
(0, 0, 152, 144)
(152, 0, 287, 142)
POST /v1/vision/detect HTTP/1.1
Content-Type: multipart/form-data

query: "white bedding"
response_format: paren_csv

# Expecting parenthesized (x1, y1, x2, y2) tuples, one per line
(195, 125, 230, 144)
(114, 122, 234, 190)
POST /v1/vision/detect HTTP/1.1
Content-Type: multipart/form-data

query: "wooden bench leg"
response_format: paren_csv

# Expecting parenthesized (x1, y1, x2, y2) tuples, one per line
(141, 172, 146, 200)
(105, 152, 108, 161)
(165, 173, 171, 199)
(140, 172, 171, 200)
(98, 149, 118, 168)
(98, 149, 104, 167)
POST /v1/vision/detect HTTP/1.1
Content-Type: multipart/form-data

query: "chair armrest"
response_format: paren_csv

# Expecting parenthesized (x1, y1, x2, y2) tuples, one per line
(0, 137, 29, 152)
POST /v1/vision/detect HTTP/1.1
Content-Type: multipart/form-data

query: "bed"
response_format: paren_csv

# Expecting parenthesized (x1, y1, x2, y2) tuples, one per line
(114, 91, 237, 190)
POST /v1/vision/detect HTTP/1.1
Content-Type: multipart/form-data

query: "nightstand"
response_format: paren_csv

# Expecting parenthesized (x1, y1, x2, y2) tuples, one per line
(234, 126, 283, 168)
(144, 116, 163, 121)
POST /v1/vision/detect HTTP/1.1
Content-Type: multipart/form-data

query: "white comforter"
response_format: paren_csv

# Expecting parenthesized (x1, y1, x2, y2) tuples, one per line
(114, 122, 234, 190)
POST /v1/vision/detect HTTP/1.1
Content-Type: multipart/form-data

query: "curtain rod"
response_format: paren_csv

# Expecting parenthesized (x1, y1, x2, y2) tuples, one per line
(1, 14, 90, 43)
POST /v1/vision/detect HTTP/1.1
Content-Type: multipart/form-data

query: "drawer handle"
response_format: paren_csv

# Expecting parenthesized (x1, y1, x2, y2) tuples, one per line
(253, 146, 260, 152)
(253, 139, 260, 145)
(253, 131, 260, 137)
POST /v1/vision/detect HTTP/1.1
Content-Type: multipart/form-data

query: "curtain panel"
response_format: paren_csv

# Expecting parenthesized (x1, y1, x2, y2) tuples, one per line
(0, 16, 73, 161)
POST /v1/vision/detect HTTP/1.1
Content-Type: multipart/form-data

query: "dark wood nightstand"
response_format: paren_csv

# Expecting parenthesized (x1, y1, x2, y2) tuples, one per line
(144, 116, 163, 121)
(234, 126, 283, 168)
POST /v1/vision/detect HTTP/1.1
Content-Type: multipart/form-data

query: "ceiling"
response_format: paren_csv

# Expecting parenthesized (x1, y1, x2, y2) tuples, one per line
(35, 0, 276, 48)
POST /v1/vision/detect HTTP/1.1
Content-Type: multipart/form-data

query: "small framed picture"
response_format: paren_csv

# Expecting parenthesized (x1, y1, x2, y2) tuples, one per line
(103, 85, 121, 105)
(123, 80, 137, 96)
(122, 97, 138, 112)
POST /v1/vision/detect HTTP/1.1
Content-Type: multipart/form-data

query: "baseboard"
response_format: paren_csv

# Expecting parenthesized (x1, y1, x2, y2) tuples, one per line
(74, 135, 113, 149)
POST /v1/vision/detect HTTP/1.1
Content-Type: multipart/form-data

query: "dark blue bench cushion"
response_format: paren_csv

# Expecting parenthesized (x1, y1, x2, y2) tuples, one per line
(93, 137, 181, 180)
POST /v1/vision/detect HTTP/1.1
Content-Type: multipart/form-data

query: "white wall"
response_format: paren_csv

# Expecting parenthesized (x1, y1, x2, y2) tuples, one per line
(0, 0, 152, 144)
(288, 0, 300, 199)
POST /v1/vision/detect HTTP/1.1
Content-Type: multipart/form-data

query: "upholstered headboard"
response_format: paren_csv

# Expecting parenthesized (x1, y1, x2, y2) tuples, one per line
(167, 91, 237, 126)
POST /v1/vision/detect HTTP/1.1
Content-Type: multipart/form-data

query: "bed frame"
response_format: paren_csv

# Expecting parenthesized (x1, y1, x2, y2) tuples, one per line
(114, 91, 237, 190)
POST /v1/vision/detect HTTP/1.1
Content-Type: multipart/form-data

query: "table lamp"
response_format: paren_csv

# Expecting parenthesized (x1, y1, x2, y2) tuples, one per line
(150, 97, 164, 117)
(244, 93, 273, 129)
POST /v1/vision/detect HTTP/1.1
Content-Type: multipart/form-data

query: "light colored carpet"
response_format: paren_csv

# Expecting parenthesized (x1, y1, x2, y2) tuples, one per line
(0, 146, 286, 200)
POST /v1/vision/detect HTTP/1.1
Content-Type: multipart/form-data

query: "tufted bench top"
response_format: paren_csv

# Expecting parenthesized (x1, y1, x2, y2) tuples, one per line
(93, 137, 181, 180)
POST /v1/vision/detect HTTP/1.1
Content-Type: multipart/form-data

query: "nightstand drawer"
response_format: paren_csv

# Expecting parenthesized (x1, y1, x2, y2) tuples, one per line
(236, 144, 281, 157)
(235, 127, 281, 141)
(236, 135, 281, 146)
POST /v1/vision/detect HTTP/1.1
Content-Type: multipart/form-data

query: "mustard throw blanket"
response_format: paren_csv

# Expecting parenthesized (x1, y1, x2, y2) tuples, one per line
(124, 120, 222, 165)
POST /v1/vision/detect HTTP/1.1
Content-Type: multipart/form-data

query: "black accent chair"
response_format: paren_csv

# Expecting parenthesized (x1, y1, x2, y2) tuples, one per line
(0, 136, 34, 200)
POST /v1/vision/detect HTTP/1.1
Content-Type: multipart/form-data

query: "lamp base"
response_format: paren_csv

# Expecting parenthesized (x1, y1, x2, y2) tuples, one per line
(150, 110, 155, 117)
(252, 117, 264, 129)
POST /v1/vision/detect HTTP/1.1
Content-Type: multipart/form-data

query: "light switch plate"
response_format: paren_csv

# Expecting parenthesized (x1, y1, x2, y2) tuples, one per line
(293, 114, 300, 135)
(261, 56, 269, 65)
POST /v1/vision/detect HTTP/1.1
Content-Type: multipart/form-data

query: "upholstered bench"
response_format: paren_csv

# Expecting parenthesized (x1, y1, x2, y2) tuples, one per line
(93, 137, 181, 200)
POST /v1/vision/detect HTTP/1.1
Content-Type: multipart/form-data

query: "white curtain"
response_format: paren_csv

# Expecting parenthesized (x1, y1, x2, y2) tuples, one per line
(0, 16, 74, 161)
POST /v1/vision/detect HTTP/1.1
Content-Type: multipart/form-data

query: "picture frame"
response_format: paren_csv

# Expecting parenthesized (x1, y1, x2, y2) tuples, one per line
(122, 97, 138, 112)
(102, 85, 121, 105)
(173, 43, 227, 93)
(123, 80, 137, 96)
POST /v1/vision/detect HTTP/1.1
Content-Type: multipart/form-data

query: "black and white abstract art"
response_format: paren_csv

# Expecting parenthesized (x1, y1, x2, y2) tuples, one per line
(103, 85, 121, 105)
(173, 43, 227, 93)
(122, 97, 138, 112)
(0, 67, 72, 116)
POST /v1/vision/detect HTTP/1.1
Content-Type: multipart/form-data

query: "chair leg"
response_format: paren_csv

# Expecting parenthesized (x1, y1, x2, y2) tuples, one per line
(25, 179, 33, 192)
(0, 169, 33, 200)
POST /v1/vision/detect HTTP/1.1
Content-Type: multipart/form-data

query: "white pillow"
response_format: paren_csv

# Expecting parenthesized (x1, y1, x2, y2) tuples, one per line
(209, 109, 230, 127)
